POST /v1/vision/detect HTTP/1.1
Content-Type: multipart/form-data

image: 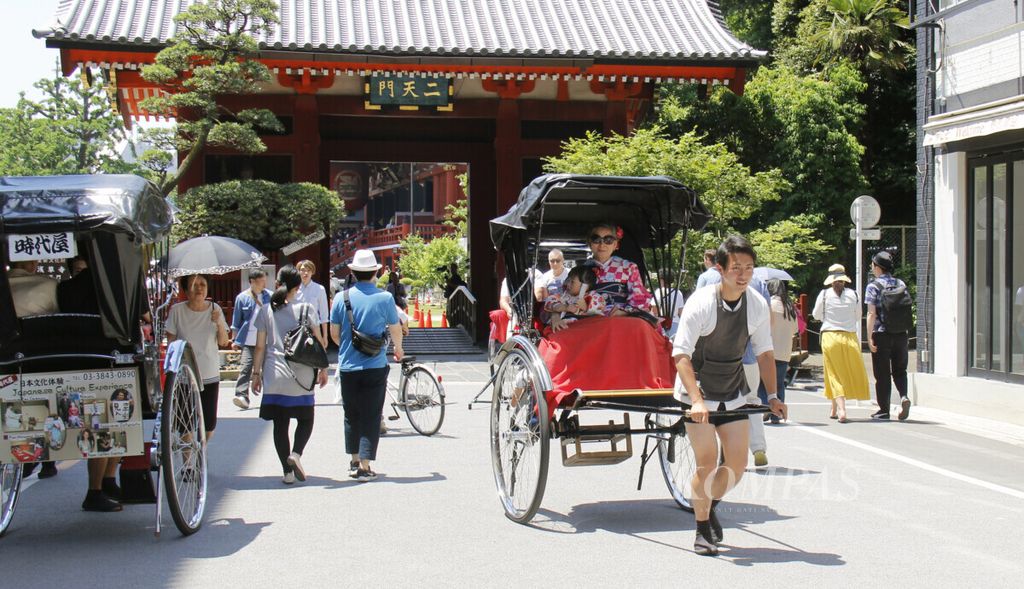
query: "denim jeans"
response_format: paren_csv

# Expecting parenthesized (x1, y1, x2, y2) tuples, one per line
(340, 366, 389, 460)
(757, 359, 790, 404)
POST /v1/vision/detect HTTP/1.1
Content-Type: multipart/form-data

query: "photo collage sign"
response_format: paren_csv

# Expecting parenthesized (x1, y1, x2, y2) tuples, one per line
(0, 368, 143, 464)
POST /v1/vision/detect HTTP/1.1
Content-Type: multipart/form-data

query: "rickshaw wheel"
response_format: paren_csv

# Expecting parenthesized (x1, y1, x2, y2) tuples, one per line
(0, 462, 24, 537)
(401, 366, 446, 436)
(655, 414, 709, 514)
(161, 354, 208, 536)
(491, 348, 549, 523)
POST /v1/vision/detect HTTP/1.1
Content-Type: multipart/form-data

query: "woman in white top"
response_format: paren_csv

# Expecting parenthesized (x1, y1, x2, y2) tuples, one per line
(166, 274, 231, 440)
(758, 279, 799, 424)
(812, 264, 870, 422)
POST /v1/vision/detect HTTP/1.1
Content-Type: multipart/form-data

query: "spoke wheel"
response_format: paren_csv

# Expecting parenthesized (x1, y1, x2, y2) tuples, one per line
(655, 414, 711, 513)
(401, 366, 446, 436)
(0, 462, 23, 537)
(490, 348, 549, 523)
(161, 353, 208, 536)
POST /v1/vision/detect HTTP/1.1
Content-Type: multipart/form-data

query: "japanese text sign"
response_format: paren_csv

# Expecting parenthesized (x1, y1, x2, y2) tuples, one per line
(368, 76, 451, 107)
(8, 233, 76, 261)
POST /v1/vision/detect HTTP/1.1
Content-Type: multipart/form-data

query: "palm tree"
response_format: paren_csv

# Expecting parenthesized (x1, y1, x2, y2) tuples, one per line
(811, 0, 913, 74)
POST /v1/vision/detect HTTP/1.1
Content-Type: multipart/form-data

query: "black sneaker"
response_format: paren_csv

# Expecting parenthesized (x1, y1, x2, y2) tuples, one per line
(38, 462, 58, 479)
(348, 461, 360, 478)
(870, 410, 890, 420)
(709, 506, 723, 544)
(694, 528, 719, 556)
(354, 468, 377, 482)
(102, 476, 122, 500)
(22, 462, 39, 478)
(898, 397, 911, 421)
(82, 490, 123, 512)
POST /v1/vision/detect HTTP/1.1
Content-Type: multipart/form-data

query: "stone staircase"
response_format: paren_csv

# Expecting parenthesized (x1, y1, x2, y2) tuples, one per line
(397, 327, 482, 355)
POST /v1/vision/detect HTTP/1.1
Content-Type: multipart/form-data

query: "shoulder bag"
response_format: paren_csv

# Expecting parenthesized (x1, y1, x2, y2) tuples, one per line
(284, 304, 329, 369)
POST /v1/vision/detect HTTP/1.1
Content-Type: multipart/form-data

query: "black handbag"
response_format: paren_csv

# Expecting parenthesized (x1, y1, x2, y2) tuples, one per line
(344, 289, 387, 356)
(284, 304, 329, 369)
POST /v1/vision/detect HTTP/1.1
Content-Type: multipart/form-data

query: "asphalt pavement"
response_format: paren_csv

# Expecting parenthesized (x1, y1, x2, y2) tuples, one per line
(3, 355, 1022, 587)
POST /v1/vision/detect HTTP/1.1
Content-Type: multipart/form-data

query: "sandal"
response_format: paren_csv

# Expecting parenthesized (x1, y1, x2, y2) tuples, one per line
(838, 415, 848, 423)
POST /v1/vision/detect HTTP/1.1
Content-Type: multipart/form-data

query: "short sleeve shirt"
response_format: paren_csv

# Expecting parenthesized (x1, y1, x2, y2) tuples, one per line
(330, 282, 398, 371)
(296, 280, 330, 325)
(864, 273, 903, 333)
(165, 301, 228, 384)
(537, 268, 568, 299)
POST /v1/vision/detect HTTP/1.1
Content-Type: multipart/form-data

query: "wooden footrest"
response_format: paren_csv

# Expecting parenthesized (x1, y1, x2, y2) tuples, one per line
(560, 413, 633, 466)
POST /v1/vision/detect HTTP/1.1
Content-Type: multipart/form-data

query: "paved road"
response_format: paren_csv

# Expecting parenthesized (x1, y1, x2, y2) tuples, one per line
(3, 355, 1022, 587)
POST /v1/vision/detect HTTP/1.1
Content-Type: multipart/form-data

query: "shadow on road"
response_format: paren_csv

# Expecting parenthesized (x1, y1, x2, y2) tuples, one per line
(224, 471, 447, 490)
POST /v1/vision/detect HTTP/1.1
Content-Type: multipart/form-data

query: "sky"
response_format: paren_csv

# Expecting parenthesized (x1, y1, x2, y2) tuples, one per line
(0, 0, 63, 108)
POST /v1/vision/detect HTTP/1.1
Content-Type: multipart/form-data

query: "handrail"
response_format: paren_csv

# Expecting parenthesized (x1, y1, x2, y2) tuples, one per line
(445, 285, 477, 340)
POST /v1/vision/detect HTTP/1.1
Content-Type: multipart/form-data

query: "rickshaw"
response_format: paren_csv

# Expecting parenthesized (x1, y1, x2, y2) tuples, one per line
(488, 174, 769, 523)
(0, 175, 207, 537)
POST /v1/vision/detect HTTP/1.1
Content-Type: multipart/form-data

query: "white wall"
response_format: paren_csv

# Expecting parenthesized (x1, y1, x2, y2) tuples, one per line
(932, 150, 968, 377)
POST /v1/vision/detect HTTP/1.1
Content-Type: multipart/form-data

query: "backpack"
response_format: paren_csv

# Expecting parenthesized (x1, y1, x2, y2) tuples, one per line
(872, 279, 913, 333)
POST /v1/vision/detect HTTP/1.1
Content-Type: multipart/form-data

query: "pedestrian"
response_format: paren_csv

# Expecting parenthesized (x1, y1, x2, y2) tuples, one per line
(166, 274, 231, 441)
(812, 264, 870, 422)
(673, 235, 787, 556)
(688, 264, 773, 465)
(251, 265, 328, 484)
(694, 248, 719, 290)
(758, 279, 799, 424)
(534, 249, 569, 302)
(230, 268, 270, 410)
(329, 249, 405, 482)
(295, 259, 331, 351)
(385, 269, 406, 306)
(865, 251, 913, 420)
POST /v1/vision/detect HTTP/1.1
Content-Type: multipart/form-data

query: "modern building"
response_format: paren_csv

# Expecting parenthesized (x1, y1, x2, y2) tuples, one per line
(36, 0, 762, 339)
(915, 0, 1024, 425)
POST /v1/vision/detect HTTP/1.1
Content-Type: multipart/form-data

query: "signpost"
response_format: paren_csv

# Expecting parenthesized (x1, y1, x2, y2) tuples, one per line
(850, 195, 881, 340)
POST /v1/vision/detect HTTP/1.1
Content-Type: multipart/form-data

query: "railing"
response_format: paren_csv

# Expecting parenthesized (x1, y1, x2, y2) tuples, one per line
(446, 285, 477, 341)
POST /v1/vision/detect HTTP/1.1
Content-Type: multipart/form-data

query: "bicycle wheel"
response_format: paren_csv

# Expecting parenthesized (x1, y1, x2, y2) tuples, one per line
(490, 348, 549, 524)
(655, 414, 711, 513)
(0, 462, 23, 537)
(401, 366, 446, 436)
(161, 350, 208, 536)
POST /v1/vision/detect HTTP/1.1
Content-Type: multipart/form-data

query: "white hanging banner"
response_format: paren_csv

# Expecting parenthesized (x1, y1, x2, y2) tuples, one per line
(7, 233, 77, 262)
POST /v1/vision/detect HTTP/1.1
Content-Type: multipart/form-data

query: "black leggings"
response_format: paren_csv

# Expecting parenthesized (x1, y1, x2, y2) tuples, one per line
(272, 416, 314, 474)
(200, 382, 219, 432)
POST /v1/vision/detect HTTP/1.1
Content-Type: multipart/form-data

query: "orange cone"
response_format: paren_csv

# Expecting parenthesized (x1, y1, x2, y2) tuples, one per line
(441, 312, 448, 328)
(414, 309, 421, 323)
(425, 311, 433, 328)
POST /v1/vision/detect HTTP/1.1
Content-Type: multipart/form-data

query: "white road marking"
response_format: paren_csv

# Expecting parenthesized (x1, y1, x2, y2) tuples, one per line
(795, 422, 1024, 499)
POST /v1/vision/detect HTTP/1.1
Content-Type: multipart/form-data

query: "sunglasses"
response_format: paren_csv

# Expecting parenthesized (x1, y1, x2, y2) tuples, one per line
(589, 234, 618, 245)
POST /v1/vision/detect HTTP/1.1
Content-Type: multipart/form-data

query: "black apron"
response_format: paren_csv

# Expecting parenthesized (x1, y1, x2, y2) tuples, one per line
(691, 288, 750, 403)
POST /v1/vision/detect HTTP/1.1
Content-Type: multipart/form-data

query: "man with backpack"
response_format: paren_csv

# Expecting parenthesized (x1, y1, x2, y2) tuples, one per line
(865, 251, 914, 420)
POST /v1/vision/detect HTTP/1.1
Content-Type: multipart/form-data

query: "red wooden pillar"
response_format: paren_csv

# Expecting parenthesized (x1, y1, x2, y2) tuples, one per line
(495, 98, 522, 214)
(293, 94, 320, 183)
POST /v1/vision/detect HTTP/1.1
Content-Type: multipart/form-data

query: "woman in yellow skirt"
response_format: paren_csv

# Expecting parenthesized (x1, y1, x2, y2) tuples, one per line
(812, 264, 870, 422)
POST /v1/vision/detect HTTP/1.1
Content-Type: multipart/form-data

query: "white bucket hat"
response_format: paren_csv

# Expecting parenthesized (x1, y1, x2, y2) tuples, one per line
(348, 249, 382, 272)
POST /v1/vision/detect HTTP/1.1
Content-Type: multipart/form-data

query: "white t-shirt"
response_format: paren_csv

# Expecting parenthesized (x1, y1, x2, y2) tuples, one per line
(296, 280, 330, 326)
(537, 267, 569, 298)
(671, 284, 773, 402)
(165, 301, 228, 384)
(812, 288, 861, 333)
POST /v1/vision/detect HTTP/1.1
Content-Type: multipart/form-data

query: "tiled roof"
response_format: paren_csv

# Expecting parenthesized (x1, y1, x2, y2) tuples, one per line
(39, 0, 764, 61)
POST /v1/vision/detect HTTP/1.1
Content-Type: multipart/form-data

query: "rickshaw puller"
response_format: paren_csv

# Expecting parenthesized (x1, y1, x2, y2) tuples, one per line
(672, 235, 787, 556)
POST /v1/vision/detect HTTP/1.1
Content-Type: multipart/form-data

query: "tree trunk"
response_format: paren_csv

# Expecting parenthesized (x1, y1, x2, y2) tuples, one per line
(160, 124, 210, 197)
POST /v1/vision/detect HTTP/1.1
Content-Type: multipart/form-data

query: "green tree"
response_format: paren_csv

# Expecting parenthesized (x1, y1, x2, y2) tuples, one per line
(140, 0, 283, 196)
(808, 0, 913, 75)
(172, 180, 344, 249)
(397, 233, 468, 290)
(0, 69, 141, 176)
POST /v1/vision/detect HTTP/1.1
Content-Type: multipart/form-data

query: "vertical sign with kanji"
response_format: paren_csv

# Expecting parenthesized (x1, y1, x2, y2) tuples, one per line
(367, 76, 451, 107)
(7, 233, 77, 261)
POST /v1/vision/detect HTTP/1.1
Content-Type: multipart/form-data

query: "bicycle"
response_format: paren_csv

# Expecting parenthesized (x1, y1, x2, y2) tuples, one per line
(384, 356, 446, 436)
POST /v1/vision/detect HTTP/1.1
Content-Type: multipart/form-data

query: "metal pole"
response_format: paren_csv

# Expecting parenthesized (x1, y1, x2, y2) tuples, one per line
(855, 203, 863, 342)
(410, 162, 416, 229)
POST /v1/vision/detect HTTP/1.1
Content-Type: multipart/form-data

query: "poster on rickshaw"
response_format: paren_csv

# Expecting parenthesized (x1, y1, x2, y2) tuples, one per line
(0, 368, 144, 464)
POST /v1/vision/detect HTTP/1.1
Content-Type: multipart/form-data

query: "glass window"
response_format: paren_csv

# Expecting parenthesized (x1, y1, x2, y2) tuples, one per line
(1013, 161, 1024, 375)
(992, 164, 1007, 371)
(972, 166, 989, 370)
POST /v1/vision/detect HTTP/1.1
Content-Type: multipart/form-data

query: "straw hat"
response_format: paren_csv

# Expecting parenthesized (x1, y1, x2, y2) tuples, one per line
(347, 249, 382, 272)
(823, 263, 851, 286)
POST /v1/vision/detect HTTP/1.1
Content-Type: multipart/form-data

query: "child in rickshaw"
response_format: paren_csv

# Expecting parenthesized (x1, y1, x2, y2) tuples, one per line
(544, 264, 602, 331)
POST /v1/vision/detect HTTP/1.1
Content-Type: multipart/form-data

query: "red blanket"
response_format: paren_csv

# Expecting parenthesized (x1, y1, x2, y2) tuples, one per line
(538, 316, 677, 415)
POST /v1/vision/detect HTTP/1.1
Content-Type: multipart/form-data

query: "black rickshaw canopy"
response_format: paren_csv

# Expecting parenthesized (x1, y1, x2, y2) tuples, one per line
(0, 175, 173, 348)
(490, 174, 712, 329)
(0, 174, 173, 243)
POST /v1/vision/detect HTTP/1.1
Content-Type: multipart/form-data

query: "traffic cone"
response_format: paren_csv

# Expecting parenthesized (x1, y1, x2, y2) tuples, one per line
(414, 309, 421, 324)
(425, 311, 433, 328)
(441, 312, 448, 328)
(414, 299, 420, 314)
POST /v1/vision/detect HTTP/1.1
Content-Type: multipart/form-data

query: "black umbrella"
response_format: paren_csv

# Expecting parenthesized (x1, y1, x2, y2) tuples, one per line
(169, 236, 266, 278)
